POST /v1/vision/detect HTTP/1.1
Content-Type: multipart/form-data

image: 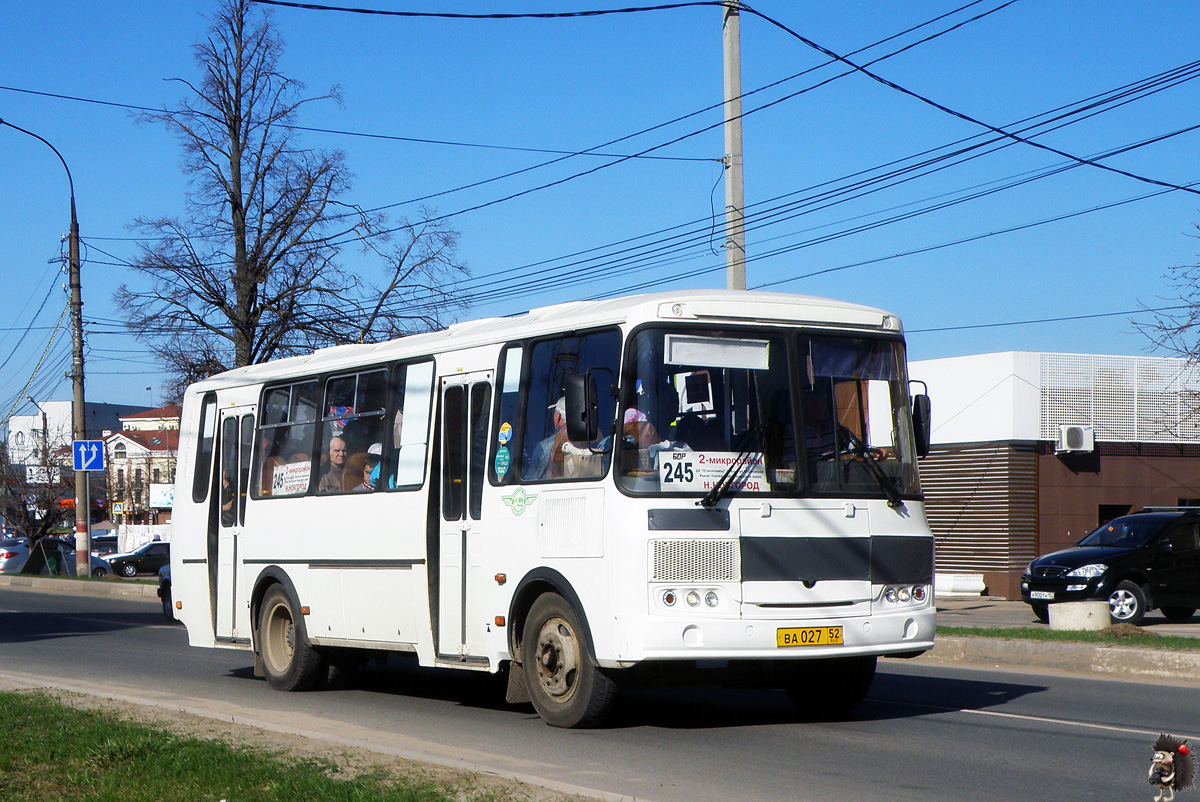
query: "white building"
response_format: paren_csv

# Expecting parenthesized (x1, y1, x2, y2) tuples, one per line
(105, 405, 181, 526)
(910, 351, 1200, 598)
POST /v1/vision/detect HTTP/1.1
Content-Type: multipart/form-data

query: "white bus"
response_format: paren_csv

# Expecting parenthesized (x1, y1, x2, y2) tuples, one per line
(171, 290, 935, 727)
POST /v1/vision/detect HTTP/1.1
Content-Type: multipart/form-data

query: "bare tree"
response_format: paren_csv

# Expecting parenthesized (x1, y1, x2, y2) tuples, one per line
(0, 443, 70, 552)
(118, 0, 467, 400)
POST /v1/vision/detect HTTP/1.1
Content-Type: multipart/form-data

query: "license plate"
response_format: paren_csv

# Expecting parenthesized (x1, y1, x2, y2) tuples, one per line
(1030, 591, 1055, 600)
(777, 626, 843, 647)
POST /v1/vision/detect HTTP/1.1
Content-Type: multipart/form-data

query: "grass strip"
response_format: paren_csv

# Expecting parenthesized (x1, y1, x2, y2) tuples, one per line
(0, 691, 508, 802)
(938, 625, 1200, 651)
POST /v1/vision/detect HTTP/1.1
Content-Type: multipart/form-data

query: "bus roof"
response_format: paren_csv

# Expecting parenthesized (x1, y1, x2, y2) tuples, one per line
(187, 289, 899, 392)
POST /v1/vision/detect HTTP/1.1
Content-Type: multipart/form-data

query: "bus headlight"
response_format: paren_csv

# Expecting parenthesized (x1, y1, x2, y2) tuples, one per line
(686, 590, 701, 607)
(663, 590, 677, 607)
(912, 585, 927, 603)
(884, 587, 899, 603)
(704, 590, 719, 608)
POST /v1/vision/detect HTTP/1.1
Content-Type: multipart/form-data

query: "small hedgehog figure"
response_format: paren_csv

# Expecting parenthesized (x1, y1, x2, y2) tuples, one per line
(1150, 733, 1196, 801)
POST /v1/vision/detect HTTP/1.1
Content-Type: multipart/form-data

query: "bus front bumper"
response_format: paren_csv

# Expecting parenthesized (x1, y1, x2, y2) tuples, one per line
(603, 606, 935, 667)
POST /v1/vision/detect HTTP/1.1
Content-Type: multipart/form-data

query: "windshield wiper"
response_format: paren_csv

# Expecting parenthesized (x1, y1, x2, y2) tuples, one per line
(837, 426, 903, 508)
(699, 425, 763, 508)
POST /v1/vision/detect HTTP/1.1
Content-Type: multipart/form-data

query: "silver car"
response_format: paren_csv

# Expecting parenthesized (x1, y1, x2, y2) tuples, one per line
(0, 538, 28, 574)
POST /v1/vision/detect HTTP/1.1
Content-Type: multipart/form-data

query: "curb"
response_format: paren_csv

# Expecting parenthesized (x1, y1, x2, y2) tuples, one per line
(904, 635, 1200, 682)
(0, 574, 160, 600)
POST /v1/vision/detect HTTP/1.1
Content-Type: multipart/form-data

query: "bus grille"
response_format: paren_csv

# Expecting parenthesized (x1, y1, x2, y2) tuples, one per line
(652, 540, 740, 583)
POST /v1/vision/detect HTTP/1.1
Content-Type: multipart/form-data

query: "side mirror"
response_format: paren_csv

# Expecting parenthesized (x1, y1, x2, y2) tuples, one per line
(565, 372, 598, 442)
(1156, 539, 1174, 553)
(912, 394, 931, 458)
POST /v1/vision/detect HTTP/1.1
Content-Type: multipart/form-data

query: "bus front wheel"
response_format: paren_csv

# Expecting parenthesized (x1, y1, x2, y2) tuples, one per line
(783, 655, 876, 719)
(258, 585, 325, 691)
(521, 593, 616, 728)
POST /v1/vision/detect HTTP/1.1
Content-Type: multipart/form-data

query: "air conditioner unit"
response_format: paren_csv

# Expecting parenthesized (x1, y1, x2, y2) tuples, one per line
(1056, 424, 1095, 454)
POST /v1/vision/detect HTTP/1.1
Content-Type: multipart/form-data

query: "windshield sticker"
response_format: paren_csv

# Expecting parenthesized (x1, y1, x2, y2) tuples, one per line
(498, 421, 512, 444)
(501, 487, 537, 516)
(658, 450, 766, 492)
(494, 446, 511, 480)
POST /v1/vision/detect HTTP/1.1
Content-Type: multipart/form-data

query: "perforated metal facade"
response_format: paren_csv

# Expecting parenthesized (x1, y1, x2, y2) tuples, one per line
(1040, 353, 1200, 443)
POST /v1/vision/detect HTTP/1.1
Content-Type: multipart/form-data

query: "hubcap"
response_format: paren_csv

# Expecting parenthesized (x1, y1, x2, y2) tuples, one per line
(265, 602, 295, 673)
(1109, 590, 1137, 620)
(534, 616, 579, 700)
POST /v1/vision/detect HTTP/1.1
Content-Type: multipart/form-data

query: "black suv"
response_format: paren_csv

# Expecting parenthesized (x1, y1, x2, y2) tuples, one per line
(1021, 510, 1200, 625)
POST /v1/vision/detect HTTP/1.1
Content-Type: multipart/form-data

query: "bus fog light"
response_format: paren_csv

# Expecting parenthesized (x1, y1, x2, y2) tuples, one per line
(897, 587, 911, 602)
(884, 587, 898, 603)
(663, 590, 677, 606)
(686, 591, 701, 607)
(704, 591, 719, 607)
(912, 585, 927, 602)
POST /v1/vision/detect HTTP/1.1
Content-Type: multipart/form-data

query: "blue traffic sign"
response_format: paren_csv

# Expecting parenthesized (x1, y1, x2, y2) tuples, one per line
(73, 440, 106, 471)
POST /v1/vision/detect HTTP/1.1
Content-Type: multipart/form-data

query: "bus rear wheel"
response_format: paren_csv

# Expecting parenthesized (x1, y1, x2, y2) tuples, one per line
(258, 585, 325, 691)
(783, 655, 876, 719)
(521, 593, 616, 728)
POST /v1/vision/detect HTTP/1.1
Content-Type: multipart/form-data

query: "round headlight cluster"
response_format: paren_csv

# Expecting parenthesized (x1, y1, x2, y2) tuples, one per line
(662, 588, 722, 608)
(882, 584, 928, 604)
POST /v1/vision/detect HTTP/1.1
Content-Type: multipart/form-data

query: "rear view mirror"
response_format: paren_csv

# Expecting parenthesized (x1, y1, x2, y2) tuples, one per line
(565, 372, 598, 442)
(912, 394, 931, 458)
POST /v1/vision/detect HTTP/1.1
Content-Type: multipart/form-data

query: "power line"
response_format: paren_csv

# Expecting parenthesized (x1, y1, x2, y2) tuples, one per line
(742, 7, 1200, 197)
(907, 305, 1193, 334)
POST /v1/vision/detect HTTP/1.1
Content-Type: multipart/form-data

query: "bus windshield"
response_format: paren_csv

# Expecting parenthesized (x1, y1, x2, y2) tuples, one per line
(617, 327, 920, 500)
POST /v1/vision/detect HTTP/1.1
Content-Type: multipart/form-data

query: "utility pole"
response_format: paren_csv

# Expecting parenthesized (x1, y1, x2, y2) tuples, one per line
(722, 2, 746, 290)
(0, 118, 90, 574)
(69, 201, 90, 574)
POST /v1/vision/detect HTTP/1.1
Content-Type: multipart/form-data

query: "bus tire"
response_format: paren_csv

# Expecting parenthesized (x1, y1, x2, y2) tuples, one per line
(258, 584, 325, 691)
(521, 593, 616, 728)
(783, 655, 876, 719)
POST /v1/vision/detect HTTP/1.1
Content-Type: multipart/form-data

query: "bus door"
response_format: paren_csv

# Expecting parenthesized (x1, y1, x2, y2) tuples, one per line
(436, 372, 492, 660)
(213, 406, 255, 641)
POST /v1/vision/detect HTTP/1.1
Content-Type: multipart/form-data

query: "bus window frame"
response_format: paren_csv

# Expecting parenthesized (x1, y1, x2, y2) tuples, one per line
(250, 358, 436, 501)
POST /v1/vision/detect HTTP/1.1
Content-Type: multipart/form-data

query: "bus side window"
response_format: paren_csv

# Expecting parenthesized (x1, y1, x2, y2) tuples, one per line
(392, 361, 434, 489)
(253, 381, 318, 498)
(317, 370, 388, 495)
(491, 346, 522, 484)
(520, 330, 620, 483)
(191, 393, 217, 503)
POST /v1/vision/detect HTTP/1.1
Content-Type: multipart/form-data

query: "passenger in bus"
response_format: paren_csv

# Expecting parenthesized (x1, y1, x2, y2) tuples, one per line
(318, 435, 348, 493)
(353, 443, 383, 492)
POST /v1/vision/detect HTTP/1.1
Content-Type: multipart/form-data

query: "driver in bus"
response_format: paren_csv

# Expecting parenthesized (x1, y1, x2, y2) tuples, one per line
(530, 397, 568, 480)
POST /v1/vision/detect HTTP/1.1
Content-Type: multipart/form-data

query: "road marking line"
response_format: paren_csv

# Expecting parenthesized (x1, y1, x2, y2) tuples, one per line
(876, 698, 1200, 741)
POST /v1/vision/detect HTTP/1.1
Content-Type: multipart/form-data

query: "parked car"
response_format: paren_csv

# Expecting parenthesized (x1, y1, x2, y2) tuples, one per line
(108, 541, 170, 578)
(90, 535, 119, 558)
(1021, 510, 1200, 625)
(0, 538, 29, 574)
(157, 564, 175, 622)
(0, 537, 109, 577)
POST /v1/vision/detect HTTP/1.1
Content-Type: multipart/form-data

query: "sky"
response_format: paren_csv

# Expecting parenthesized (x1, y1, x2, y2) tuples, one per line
(2, 0, 1199, 413)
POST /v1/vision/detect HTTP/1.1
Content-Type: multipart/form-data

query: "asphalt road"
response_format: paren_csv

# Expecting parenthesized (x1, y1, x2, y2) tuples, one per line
(1, 586, 1197, 802)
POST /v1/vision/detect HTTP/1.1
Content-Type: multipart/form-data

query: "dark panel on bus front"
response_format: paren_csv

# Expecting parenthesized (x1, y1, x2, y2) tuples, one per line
(741, 537, 870, 583)
(740, 536, 933, 584)
(870, 536, 934, 584)
(648, 508, 730, 531)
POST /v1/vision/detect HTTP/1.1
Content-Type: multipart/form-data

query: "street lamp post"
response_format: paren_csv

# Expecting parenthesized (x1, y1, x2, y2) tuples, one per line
(0, 118, 90, 575)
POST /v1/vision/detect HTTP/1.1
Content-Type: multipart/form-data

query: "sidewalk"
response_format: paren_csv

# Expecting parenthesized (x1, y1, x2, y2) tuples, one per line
(914, 596, 1200, 682)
